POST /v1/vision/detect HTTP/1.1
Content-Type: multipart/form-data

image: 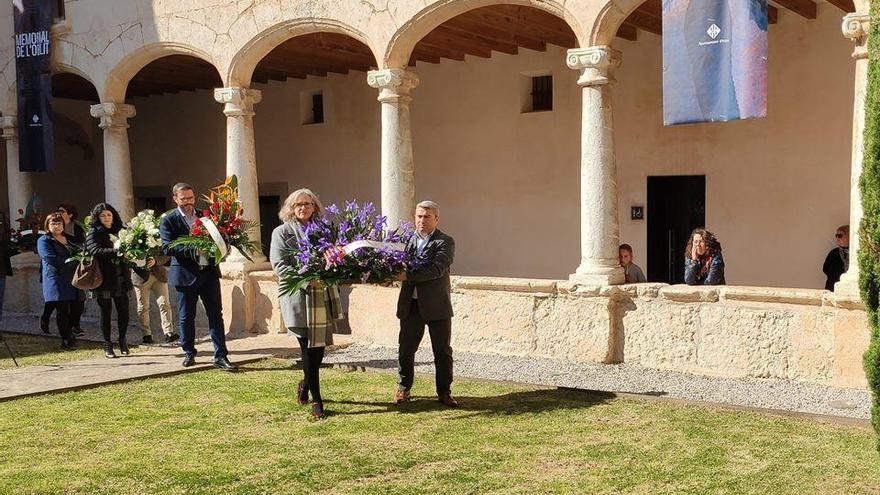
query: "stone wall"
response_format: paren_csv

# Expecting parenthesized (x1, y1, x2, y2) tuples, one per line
(348, 277, 870, 390)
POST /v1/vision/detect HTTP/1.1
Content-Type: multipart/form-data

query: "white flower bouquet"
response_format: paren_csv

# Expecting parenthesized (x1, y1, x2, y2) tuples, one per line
(112, 209, 164, 266)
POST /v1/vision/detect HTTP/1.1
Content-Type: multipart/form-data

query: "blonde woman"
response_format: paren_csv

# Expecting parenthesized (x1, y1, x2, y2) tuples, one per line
(269, 188, 341, 419)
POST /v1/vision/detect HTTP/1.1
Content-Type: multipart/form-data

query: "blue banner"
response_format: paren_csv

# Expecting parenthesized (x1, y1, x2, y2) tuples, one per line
(13, 0, 53, 172)
(662, 0, 767, 125)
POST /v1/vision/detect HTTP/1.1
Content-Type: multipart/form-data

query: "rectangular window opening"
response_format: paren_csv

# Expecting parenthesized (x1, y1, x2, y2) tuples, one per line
(530, 75, 553, 112)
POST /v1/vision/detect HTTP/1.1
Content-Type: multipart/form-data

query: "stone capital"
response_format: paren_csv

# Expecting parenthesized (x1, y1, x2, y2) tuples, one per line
(90, 103, 136, 129)
(566, 46, 622, 87)
(842, 13, 870, 60)
(0, 116, 16, 140)
(214, 87, 262, 117)
(367, 69, 419, 103)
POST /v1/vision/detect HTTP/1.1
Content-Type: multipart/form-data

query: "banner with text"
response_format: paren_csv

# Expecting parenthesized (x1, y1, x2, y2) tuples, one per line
(13, 0, 53, 171)
(662, 0, 767, 125)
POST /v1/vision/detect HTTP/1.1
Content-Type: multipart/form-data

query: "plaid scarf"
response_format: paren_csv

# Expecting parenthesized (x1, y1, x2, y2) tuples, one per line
(304, 284, 343, 348)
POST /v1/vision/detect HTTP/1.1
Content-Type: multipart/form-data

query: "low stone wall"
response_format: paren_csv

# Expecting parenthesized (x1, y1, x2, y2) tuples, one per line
(348, 277, 870, 390)
(8, 255, 869, 390)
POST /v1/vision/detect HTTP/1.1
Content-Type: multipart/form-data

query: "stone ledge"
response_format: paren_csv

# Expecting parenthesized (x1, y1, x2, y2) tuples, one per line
(659, 285, 720, 303)
(452, 276, 557, 294)
(719, 286, 825, 307)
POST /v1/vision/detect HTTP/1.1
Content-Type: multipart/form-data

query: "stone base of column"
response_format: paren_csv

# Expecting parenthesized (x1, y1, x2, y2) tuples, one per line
(834, 271, 860, 298)
(218, 258, 272, 334)
(569, 260, 625, 286)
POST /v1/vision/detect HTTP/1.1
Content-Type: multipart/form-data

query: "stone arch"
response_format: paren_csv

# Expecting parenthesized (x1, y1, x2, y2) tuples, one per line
(384, 0, 587, 68)
(102, 42, 221, 102)
(226, 19, 380, 88)
(588, 0, 647, 46)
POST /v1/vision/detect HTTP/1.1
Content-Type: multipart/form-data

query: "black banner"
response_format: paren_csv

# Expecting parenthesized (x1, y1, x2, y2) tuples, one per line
(13, 0, 53, 172)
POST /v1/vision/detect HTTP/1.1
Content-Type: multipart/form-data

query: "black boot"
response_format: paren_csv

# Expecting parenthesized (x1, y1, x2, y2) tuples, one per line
(119, 342, 130, 356)
(104, 344, 116, 359)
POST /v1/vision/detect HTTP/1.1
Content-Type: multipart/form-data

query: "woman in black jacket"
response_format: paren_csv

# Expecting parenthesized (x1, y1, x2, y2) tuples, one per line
(86, 203, 132, 358)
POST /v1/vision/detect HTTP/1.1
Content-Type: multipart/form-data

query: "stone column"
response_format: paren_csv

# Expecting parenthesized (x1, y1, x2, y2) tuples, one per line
(566, 47, 625, 285)
(214, 87, 265, 262)
(0, 116, 33, 220)
(367, 69, 419, 231)
(835, 13, 870, 296)
(90, 103, 136, 221)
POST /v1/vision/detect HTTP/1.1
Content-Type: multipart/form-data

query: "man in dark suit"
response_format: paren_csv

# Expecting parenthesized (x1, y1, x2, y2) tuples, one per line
(395, 201, 457, 407)
(159, 182, 236, 371)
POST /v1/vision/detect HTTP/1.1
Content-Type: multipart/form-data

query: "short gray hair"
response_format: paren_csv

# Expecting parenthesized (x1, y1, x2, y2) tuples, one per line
(416, 200, 439, 216)
(172, 182, 193, 196)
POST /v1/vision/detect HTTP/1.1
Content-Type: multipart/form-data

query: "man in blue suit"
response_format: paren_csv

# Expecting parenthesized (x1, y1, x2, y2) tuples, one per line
(160, 182, 236, 371)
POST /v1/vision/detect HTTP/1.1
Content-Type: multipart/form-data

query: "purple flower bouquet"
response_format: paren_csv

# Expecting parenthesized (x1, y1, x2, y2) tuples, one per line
(278, 201, 415, 296)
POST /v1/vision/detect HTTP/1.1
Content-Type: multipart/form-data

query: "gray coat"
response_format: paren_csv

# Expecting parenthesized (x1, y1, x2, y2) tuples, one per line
(270, 221, 310, 328)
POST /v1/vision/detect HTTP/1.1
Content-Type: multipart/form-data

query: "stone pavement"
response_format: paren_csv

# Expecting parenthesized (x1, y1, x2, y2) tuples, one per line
(0, 322, 353, 401)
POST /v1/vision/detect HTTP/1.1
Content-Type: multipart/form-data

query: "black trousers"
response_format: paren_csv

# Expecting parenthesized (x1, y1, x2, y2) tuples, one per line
(398, 300, 453, 395)
(43, 300, 84, 329)
(97, 296, 129, 345)
(45, 301, 72, 341)
(297, 337, 325, 403)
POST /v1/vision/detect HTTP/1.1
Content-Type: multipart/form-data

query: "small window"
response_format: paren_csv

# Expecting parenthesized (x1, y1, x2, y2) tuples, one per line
(311, 93, 324, 124)
(300, 90, 324, 125)
(529, 75, 553, 112)
(52, 0, 65, 21)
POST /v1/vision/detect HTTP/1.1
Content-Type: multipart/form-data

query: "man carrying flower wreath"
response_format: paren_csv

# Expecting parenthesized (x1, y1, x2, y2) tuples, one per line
(395, 200, 457, 407)
(159, 182, 236, 371)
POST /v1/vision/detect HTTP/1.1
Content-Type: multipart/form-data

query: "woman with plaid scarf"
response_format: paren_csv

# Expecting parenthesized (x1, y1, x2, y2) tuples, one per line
(269, 189, 343, 420)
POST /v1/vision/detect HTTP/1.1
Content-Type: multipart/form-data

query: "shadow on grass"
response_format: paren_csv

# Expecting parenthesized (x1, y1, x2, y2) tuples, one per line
(327, 388, 615, 418)
(0, 332, 104, 359)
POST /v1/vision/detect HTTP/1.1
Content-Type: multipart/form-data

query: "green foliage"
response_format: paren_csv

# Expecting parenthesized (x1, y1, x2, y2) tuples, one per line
(861, 3, 880, 450)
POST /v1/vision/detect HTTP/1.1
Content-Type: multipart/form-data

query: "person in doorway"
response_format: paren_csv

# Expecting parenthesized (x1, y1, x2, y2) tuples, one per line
(684, 229, 726, 285)
(269, 188, 342, 420)
(37, 213, 79, 350)
(619, 244, 647, 283)
(823, 225, 849, 292)
(395, 201, 457, 408)
(86, 203, 133, 358)
(131, 251, 176, 344)
(160, 182, 236, 371)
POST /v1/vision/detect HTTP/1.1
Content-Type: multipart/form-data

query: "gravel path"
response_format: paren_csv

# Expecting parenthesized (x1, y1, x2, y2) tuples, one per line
(324, 343, 872, 421)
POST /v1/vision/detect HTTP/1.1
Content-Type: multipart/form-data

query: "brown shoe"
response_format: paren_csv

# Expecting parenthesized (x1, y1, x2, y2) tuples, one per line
(394, 389, 410, 404)
(438, 393, 459, 408)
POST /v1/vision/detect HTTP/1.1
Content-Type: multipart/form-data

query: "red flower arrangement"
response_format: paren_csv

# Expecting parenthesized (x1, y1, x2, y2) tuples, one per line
(168, 175, 260, 263)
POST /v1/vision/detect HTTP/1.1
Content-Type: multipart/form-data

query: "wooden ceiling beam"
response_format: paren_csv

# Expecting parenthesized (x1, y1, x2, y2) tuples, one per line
(616, 22, 638, 41)
(432, 24, 519, 55)
(442, 16, 547, 52)
(418, 32, 493, 58)
(466, 6, 576, 48)
(266, 45, 375, 71)
(624, 9, 662, 36)
(771, 0, 816, 19)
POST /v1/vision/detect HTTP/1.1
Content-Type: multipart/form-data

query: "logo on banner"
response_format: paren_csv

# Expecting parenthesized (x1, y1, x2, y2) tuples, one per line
(30, 114, 40, 126)
(707, 23, 721, 39)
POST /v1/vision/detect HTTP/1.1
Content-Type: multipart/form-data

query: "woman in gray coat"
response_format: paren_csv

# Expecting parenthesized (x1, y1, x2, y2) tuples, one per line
(269, 188, 339, 419)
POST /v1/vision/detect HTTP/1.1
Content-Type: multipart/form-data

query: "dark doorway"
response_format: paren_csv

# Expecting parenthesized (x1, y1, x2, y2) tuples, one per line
(259, 195, 281, 257)
(647, 175, 706, 284)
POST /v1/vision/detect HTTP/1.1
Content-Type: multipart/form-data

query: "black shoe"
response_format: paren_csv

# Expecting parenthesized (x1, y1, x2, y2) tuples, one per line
(119, 344, 130, 356)
(104, 346, 116, 359)
(182, 354, 196, 367)
(213, 357, 237, 372)
(310, 402, 325, 420)
(297, 380, 309, 406)
(71, 327, 85, 337)
(143, 335, 153, 344)
(164, 333, 180, 344)
(60, 339, 76, 350)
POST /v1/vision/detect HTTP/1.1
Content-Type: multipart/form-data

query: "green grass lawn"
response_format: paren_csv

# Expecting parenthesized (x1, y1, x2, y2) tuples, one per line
(0, 359, 878, 495)
(0, 332, 145, 369)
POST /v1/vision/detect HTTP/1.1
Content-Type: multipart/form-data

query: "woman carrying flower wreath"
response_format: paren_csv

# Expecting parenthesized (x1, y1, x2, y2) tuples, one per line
(269, 188, 342, 420)
(85, 203, 133, 358)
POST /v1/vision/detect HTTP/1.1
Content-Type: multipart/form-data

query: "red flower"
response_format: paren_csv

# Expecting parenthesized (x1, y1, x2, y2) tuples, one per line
(192, 227, 203, 236)
(193, 218, 202, 226)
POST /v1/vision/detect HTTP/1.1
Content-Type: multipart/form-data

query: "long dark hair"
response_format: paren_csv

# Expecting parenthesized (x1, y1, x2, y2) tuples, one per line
(57, 202, 78, 220)
(89, 203, 123, 234)
(685, 228, 722, 259)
